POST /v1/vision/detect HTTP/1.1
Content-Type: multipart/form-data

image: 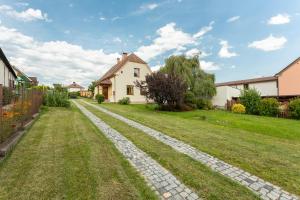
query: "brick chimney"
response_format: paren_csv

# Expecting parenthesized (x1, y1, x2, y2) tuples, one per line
(122, 52, 128, 60)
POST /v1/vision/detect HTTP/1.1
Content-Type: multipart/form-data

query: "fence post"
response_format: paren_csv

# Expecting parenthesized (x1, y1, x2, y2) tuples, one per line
(0, 84, 3, 135)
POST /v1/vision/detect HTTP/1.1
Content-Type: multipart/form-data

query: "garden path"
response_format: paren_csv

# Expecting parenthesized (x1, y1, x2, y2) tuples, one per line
(81, 100, 298, 200)
(73, 100, 200, 200)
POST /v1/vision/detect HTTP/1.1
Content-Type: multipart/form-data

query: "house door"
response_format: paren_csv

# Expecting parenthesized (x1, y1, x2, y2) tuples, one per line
(103, 87, 108, 100)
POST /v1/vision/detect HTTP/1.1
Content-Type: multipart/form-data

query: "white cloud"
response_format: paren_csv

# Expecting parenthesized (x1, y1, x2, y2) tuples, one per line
(200, 60, 220, 71)
(142, 3, 158, 10)
(193, 21, 214, 38)
(0, 4, 50, 22)
(111, 16, 121, 21)
(113, 37, 122, 43)
(227, 16, 240, 23)
(0, 25, 120, 87)
(15, 2, 29, 7)
(248, 35, 287, 51)
(136, 22, 214, 61)
(185, 48, 200, 57)
(64, 30, 71, 34)
(218, 40, 238, 58)
(99, 17, 106, 21)
(151, 65, 162, 72)
(268, 14, 290, 25)
(134, 3, 159, 15)
(69, 3, 74, 8)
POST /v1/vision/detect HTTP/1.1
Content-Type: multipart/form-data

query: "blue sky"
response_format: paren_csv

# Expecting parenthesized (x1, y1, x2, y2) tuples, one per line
(0, 0, 299, 87)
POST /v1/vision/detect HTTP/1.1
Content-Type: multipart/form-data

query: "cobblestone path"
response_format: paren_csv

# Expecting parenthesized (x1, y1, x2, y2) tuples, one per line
(81, 100, 298, 200)
(73, 101, 200, 200)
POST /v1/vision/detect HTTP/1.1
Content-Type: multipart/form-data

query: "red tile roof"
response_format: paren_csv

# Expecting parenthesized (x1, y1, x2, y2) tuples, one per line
(96, 53, 147, 85)
(67, 82, 84, 88)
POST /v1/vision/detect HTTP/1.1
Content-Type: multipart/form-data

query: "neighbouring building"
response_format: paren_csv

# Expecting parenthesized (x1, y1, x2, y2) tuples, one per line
(94, 52, 152, 103)
(80, 90, 92, 97)
(213, 57, 300, 107)
(66, 82, 84, 92)
(0, 48, 17, 88)
(13, 66, 39, 88)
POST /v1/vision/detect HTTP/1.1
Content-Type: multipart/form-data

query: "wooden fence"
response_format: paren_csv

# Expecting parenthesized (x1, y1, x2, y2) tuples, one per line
(0, 84, 43, 143)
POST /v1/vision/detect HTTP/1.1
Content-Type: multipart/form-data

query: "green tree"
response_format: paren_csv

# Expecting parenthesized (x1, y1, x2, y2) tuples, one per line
(239, 89, 261, 115)
(88, 81, 97, 97)
(160, 55, 216, 107)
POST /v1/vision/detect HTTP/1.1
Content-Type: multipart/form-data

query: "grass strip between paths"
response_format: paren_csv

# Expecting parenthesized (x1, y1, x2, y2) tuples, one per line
(91, 101, 300, 196)
(0, 105, 157, 200)
(80, 101, 259, 200)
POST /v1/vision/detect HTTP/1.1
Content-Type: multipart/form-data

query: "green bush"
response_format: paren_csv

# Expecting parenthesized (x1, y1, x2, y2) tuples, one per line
(184, 91, 197, 109)
(96, 94, 105, 104)
(43, 90, 70, 108)
(259, 98, 279, 117)
(240, 89, 261, 115)
(196, 99, 213, 110)
(232, 103, 246, 114)
(288, 98, 300, 119)
(118, 97, 130, 105)
(68, 92, 79, 99)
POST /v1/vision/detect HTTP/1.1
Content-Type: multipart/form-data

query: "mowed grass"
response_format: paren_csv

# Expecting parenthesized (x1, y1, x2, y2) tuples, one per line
(0, 105, 157, 200)
(83, 99, 300, 196)
(80, 101, 259, 200)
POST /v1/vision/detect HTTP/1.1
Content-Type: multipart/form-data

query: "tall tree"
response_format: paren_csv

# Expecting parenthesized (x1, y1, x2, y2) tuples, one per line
(88, 81, 97, 96)
(160, 55, 216, 100)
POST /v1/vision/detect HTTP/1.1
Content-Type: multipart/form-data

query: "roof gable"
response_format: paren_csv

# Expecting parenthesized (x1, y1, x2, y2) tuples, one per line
(0, 48, 17, 78)
(67, 82, 84, 89)
(276, 57, 300, 76)
(97, 53, 148, 84)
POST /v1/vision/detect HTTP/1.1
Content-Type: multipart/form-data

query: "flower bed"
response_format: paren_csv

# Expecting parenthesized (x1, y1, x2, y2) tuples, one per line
(0, 85, 43, 143)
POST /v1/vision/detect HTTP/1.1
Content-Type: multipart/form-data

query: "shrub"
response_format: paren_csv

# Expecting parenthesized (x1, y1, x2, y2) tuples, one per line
(196, 99, 213, 110)
(68, 92, 78, 99)
(239, 89, 261, 115)
(43, 90, 70, 108)
(184, 91, 197, 109)
(288, 98, 300, 119)
(96, 94, 105, 104)
(232, 103, 246, 114)
(259, 98, 279, 117)
(135, 72, 187, 111)
(118, 97, 130, 105)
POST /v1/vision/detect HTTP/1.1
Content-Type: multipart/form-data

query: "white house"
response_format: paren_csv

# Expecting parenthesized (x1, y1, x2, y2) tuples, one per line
(94, 52, 152, 103)
(0, 48, 17, 88)
(66, 82, 84, 92)
(213, 56, 300, 108)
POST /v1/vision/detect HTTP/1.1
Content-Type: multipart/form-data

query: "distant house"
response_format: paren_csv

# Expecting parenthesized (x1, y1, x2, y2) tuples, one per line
(0, 48, 17, 88)
(29, 77, 39, 86)
(67, 82, 84, 92)
(94, 52, 152, 103)
(13, 66, 39, 88)
(80, 90, 92, 98)
(213, 57, 300, 107)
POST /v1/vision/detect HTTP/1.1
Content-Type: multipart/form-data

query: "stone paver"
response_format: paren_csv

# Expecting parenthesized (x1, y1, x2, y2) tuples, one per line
(73, 101, 200, 200)
(81, 100, 299, 200)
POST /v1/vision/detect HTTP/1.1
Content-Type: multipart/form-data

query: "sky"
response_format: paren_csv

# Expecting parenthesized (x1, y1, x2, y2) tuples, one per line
(0, 0, 299, 88)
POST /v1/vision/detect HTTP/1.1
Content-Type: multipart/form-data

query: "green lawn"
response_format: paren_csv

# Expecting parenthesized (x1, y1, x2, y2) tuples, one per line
(84, 100, 300, 196)
(0, 105, 157, 200)
(80, 101, 259, 200)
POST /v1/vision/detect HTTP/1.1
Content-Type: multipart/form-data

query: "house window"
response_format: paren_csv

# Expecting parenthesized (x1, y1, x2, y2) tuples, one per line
(244, 84, 249, 90)
(127, 85, 134, 95)
(134, 68, 140, 77)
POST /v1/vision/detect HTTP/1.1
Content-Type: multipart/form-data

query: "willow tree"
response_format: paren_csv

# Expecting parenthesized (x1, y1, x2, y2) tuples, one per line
(160, 55, 216, 102)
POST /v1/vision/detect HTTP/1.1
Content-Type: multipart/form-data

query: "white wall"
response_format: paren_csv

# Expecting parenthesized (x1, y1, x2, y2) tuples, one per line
(0, 60, 4, 86)
(112, 61, 151, 103)
(249, 81, 278, 96)
(212, 86, 241, 107)
(212, 81, 278, 108)
(68, 88, 82, 92)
